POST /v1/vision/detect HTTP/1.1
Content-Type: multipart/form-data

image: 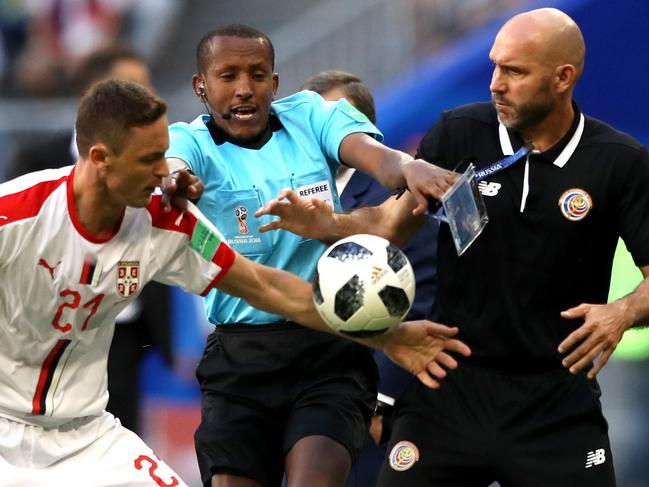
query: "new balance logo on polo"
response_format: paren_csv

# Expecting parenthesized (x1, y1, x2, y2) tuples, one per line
(478, 181, 501, 197)
(585, 448, 606, 468)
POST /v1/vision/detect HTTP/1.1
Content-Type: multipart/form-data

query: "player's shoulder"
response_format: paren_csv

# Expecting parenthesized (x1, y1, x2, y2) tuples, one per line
(0, 166, 72, 226)
(144, 198, 230, 267)
(145, 196, 202, 238)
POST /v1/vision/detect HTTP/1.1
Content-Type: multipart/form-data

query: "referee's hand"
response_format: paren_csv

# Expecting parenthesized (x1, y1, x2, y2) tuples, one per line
(161, 169, 204, 213)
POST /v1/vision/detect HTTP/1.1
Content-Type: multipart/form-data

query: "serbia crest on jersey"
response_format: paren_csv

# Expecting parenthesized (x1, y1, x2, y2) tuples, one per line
(0, 166, 235, 426)
(117, 261, 140, 296)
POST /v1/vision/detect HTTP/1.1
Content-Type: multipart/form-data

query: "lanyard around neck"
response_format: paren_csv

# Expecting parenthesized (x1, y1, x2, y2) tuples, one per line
(474, 143, 533, 182)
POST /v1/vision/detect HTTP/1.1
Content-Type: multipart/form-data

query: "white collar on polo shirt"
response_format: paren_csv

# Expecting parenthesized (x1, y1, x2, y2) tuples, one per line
(497, 113, 585, 168)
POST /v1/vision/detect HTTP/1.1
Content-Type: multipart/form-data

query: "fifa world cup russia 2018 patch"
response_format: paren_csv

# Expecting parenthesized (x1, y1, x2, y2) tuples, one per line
(389, 440, 420, 471)
(558, 188, 592, 221)
(235, 205, 249, 234)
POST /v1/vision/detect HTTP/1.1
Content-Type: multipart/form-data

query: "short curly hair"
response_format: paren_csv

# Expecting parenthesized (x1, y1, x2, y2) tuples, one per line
(76, 79, 166, 157)
(196, 24, 275, 74)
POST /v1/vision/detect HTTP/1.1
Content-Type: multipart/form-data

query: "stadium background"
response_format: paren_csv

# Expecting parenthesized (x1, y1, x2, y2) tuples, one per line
(1, 0, 648, 485)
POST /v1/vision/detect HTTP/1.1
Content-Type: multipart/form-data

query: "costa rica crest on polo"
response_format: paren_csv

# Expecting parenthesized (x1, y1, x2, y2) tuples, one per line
(116, 261, 139, 297)
(558, 188, 592, 221)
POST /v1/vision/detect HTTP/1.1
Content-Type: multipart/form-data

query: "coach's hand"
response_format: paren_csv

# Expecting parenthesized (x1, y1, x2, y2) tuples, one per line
(558, 301, 631, 379)
(161, 169, 204, 213)
(378, 320, 471, 389)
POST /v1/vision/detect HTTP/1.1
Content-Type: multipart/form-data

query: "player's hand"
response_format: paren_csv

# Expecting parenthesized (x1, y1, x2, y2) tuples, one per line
(161, 169, 204, 213)
(558, 301, 632, 379)
(255, 188, 335, 239)
(379, 320, 471, 389)
(402, 160, 458, 216)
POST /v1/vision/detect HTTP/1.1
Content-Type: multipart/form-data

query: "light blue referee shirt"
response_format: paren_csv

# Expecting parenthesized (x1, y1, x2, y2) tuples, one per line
(167, 90, 383, 325)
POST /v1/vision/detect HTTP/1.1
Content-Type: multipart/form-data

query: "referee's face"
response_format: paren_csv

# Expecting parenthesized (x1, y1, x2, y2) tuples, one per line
(489, 29, 555, 132)
(199, 36, 279, 142)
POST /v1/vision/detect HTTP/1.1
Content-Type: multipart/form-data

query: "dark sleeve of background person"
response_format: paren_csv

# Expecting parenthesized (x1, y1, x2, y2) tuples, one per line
(6, 131, 75, 179)
(107, 281, 173, 432)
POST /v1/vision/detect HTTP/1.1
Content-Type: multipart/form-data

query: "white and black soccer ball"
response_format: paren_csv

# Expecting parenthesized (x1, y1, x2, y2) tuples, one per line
(312, 234, 415, 337)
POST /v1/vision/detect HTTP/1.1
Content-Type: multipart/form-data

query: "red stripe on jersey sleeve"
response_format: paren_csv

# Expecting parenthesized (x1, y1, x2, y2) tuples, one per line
(0, 176, 67, 226)
(200, 243, 236, 297)
(146, 196, 194, 237)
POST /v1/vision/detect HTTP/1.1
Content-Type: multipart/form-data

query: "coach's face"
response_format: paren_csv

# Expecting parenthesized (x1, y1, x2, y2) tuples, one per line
(488, 25, 556, 132)
(195, 35, 279, 142)
(103, 116, 170, 208)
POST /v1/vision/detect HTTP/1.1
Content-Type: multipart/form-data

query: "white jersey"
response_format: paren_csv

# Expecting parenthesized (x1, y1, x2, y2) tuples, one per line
(0, 166, 235, 427)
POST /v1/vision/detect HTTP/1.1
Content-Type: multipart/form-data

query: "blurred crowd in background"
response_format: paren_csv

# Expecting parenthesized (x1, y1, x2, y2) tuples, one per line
(0, 0, 521, 99)
(0, 0, 179, 97)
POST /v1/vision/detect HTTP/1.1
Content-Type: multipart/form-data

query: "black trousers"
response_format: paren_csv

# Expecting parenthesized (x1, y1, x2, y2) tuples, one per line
(377, 363, 616, 487)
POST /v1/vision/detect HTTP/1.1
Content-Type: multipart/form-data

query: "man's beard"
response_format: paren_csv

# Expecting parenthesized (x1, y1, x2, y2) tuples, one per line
(493, 90, 554, 132)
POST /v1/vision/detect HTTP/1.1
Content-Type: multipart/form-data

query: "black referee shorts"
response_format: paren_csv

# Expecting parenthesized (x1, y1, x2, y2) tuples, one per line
(194, 322, 377, 487)
(377, 363, 616, 487)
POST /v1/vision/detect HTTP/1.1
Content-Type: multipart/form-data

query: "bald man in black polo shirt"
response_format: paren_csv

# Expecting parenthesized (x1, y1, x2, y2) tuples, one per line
(257, 8, 649, 486)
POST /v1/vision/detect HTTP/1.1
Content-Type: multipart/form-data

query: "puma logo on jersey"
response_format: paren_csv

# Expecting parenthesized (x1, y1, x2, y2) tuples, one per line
(585, 448, 606, 468)
(38, 258, 62, 280)
(478, 181, 502, 197)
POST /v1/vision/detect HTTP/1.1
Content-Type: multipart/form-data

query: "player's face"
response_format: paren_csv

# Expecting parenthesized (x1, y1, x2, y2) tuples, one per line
(198, 35, 278, 142)
(489, 31, 556, 132)
(104, 116, 170, 208)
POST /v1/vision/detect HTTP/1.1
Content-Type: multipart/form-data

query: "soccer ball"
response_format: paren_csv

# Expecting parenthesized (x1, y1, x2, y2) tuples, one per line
(312, 234, 415, 337)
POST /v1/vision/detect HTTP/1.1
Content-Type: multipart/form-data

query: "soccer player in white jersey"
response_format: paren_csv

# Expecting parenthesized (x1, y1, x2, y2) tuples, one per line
(0, 80, 469, 487)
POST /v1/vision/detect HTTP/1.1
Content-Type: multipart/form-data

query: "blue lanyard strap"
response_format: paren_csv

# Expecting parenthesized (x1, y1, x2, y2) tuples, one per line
(474, 142, 533, 182)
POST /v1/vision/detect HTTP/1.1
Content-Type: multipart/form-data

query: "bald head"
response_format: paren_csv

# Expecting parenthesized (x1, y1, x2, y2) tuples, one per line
(498, 8, 585, 78)
(489, 8, 586, 136)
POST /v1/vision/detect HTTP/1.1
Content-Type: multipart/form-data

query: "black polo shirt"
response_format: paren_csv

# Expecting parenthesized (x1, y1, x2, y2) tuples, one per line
(417, 102, 649, 372)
